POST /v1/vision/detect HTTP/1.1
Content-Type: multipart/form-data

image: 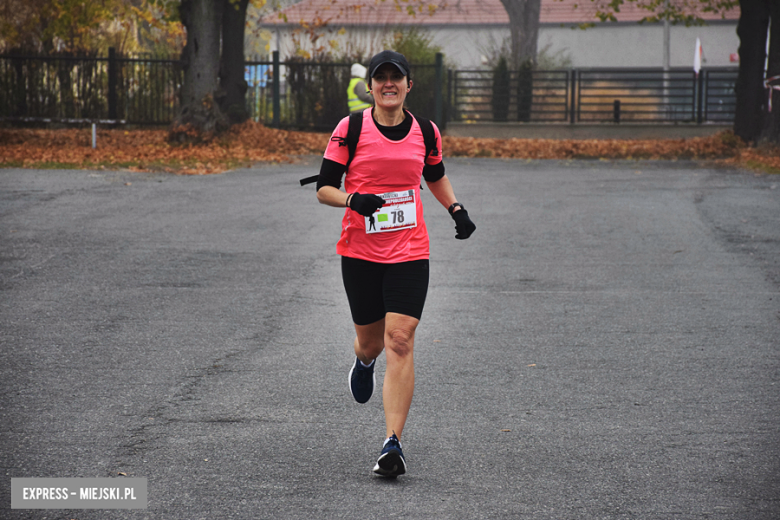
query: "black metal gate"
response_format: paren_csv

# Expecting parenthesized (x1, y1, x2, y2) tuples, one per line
(451, 67, 738, 124)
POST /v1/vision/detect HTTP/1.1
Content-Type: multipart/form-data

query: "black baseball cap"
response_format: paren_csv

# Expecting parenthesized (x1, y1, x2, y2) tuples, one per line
(368, 50, 410, 78)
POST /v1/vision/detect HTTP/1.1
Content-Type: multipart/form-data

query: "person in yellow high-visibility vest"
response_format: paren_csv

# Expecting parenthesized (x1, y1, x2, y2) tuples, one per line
(347, 63, 373, 113)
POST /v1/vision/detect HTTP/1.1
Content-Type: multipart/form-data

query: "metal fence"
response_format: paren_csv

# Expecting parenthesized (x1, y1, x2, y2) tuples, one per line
(244, 58, 353, 131)
(0, 51, 441, 131)
(0, 50, 181, 124)
(243, 56, 441, 131)
(702, 69, 738, 123)
(451, 67, 738, 124)
(577, 69, 696, 122)
(450, 69, 570, 123)
(1, 51, 737, 128)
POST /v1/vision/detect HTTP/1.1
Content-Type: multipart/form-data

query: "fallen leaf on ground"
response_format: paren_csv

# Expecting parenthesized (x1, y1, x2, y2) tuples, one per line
(1, 123, 777, 174)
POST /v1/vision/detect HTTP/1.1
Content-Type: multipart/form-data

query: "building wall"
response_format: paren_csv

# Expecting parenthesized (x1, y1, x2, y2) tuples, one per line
(265, 22, 739, 70)
(537, 22, 738, 68)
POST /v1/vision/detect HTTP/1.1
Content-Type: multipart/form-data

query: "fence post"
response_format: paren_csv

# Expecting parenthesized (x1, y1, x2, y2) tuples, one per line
(696, 71, 705, 124)
(434, 52, 443, 128)
(451, 70, 459, 122)
(108, 47, 118, 120)
(517, 61, 533, 122)
(691, 72, 698, 123)
(446, 68, 453, 125)
(569, 69, 577, 124)
(272, 50, 280, 128)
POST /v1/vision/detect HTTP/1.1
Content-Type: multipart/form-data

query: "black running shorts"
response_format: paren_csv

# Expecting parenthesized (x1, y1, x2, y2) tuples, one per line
(341, 256, 430, 326)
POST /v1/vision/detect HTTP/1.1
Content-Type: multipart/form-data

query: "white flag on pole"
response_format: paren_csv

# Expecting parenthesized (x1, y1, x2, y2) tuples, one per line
(694, 38, 703, 75)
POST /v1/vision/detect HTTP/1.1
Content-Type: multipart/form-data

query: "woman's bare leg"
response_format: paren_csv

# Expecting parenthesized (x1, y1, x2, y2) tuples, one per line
(353, 318, 385, 363)
(381, 312, 419, 440)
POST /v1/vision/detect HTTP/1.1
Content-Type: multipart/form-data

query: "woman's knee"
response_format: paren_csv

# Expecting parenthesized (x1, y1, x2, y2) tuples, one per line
(358, 336, 384, 359)
(355, 319, 386, 359)
(385, 327, 414, 358)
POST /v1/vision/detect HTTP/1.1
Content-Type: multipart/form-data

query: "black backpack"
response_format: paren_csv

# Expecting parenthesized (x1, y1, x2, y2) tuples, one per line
(299, 111, 438, 187)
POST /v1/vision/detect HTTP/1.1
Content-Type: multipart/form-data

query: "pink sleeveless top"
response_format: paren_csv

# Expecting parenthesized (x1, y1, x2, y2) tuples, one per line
(323, 109, 443, 264)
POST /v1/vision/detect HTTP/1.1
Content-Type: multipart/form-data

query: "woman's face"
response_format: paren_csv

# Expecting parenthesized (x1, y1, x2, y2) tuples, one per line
(370, 63, 411, 111)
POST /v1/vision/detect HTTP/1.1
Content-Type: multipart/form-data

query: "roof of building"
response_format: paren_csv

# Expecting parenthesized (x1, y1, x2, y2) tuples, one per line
(260, 0, 739, 26)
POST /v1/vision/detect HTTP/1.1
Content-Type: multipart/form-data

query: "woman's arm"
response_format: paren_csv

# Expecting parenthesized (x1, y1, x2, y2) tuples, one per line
(319, 187, 385, 216)
(425, 174, 461, 213)
(316, 158, 350, 208)
(426, 174, 476, 239)
(317, 185, 351, 208)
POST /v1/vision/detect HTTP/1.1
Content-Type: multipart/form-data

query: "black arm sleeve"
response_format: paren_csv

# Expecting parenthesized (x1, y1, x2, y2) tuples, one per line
(422, 161, 445, 183)
(316, 158, 348, 191)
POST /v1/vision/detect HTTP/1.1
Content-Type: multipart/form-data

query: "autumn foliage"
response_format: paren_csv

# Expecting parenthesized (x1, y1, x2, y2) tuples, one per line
(0, 121, 327, 174)
(0, 121, 778, 174)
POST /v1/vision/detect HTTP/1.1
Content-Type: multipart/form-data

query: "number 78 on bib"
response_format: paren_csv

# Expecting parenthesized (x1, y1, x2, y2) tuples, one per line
(364, 189, 417, 234)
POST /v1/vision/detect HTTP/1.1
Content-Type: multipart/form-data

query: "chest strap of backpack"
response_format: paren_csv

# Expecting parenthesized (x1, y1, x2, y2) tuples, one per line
(300, 112, 436, 186)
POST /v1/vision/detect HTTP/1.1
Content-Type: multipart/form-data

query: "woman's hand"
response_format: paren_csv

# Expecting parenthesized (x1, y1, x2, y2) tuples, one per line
(451, 208, 476, 239)
(349, 193, 386, 216)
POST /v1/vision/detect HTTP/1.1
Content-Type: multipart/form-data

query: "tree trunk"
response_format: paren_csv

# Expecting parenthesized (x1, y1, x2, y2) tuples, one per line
(171, 0, 228, 142)
(734, 0, 770, 144)
(760, 0, 779, 143)
(219, 0, 250, 125)
(499, 0, 542, 70)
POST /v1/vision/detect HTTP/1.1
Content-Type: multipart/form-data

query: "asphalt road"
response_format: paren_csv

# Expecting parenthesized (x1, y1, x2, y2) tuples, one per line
(1, 158, 778, 519)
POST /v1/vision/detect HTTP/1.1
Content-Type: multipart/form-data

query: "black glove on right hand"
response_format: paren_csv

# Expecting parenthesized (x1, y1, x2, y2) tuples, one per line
(452, 208, 476, 240)
(349, 193, 385, 217)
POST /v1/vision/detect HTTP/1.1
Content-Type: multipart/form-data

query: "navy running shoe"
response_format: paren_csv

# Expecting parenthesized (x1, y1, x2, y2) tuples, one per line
(348, 357, 375, 404)
(373, 433, 406, 477)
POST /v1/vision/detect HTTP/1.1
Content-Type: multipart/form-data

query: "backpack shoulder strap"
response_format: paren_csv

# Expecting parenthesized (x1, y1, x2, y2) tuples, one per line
(299, 111, 364, 186)
(411, 115, 438, 191)
(415, 116, 438, 162)
(345, 110, 364, 168)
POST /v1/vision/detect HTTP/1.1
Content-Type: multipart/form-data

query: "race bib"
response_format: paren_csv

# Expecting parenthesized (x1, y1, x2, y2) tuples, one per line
(364, 189, 417, 234)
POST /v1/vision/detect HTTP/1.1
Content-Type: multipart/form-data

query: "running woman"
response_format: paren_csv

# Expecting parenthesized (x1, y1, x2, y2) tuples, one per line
(315, 50, 476, 477)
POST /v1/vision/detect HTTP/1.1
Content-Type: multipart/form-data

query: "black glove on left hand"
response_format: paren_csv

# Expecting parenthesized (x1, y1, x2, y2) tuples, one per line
(349, 192, 386, 217)
(452, 209, 476, 240)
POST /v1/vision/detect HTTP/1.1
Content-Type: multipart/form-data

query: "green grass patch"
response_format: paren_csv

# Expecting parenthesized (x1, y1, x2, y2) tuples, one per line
(0, 160, 25, 168)
(29, 161, 80, 169)
(745, 159, 780, 175)
(90, 161, 138, 169)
